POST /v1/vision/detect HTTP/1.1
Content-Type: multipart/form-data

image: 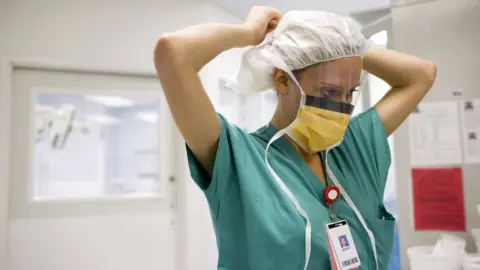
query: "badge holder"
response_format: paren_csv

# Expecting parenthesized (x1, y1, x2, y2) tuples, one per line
(323, 185, 361, 270)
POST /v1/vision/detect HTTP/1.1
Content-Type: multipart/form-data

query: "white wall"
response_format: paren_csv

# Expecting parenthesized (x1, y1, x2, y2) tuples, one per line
(8, 214, 174, 270)
(0, 0, 243, 269)
(211, 0, 391, 20)
(390, 0, 480, 268)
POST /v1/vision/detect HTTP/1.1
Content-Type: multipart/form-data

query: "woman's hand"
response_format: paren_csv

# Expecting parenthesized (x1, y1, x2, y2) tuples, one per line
(243, 6, 282, 45)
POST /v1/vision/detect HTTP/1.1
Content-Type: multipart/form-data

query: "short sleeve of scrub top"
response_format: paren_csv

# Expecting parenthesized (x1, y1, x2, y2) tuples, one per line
(185, 108, 395, 270)
(341, 106, 392, 200)
(185, 114, 252, 203)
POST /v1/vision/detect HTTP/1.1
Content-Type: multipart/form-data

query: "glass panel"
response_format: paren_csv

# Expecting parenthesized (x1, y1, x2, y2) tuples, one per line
(33, 92, 161, 201)
(368, 30, 390, 108)
(367, 30, 396, 214)
(368, 68, 397, 215)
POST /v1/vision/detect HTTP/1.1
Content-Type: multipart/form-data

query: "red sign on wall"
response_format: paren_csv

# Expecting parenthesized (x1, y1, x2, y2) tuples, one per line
(412, 168, 466, 231)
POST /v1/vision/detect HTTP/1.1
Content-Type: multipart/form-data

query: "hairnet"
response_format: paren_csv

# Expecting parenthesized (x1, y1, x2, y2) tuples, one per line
(226, 10, 369, 94)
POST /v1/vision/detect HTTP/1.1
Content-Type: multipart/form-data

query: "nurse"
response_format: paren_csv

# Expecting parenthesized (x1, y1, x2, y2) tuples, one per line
(154, 6, 436, 270)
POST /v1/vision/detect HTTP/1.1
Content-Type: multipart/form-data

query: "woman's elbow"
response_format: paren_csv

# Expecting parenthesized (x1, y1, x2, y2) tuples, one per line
(154, 34, 184, 71)
(419, 60, 437, 88)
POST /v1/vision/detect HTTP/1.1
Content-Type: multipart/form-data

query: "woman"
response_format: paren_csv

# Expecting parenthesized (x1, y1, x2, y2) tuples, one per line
(154, 6, 436, 270)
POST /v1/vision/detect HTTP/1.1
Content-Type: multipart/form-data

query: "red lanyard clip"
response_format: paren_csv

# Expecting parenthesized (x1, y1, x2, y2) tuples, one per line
(323, 185, 340, 207)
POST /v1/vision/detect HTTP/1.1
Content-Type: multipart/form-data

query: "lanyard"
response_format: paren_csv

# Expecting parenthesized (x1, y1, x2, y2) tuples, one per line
(320, 152, 340, 221)
(325, 151, 379, 270)
(324, 185, 340, 221)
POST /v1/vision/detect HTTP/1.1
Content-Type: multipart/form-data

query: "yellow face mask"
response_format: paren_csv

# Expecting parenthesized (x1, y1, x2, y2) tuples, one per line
(287, 96, 353, 154)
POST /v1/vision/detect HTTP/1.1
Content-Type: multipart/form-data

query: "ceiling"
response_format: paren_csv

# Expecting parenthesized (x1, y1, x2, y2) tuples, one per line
(210, 0, 392, 20)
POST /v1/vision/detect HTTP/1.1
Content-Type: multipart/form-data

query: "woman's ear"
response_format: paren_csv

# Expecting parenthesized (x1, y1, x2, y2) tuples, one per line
(272, 68, 289, 95)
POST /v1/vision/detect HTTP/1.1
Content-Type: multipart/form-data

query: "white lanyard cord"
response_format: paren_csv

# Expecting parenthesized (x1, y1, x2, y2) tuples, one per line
(264, 137, 378, 270)
(325, 151, 379, 270)
(262, 59, 312, 270)
(265, 129, 311, 270)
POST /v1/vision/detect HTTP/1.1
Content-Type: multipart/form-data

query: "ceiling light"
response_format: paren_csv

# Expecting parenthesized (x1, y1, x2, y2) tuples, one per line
(87, 114, 120, 125)
(87, 95, 134, 107)
(135, 112, 158, 123)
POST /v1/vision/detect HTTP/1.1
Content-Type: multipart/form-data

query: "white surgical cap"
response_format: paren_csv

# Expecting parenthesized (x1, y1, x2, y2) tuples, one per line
(226, 10, 369, 94)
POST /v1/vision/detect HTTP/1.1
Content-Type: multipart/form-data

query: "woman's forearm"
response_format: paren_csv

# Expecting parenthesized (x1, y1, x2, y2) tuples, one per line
(362, 48, 436, 88)
(364, 48, 436, 136)
(155, 23, 255, 72)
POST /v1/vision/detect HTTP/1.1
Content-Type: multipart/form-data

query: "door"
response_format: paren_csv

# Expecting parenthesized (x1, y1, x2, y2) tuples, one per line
(7, 67, 176, 270)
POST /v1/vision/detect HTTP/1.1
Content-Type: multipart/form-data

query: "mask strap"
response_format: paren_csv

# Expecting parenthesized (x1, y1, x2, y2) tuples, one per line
(270, 53, 306, 108)
(325, 150, 379, 270)
(264, 58, 311, 270)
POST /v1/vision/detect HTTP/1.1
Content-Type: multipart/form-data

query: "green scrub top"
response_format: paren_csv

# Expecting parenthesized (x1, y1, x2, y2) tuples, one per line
(186, 107, 395, 270)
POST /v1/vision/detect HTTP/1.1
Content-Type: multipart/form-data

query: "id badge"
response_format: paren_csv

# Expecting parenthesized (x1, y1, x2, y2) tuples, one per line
(325, 220, 361, 270)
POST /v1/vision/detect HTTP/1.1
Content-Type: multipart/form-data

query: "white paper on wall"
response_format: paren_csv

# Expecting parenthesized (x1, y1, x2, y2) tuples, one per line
(408, 101, 462, 166)
(460, 99, 480, 164)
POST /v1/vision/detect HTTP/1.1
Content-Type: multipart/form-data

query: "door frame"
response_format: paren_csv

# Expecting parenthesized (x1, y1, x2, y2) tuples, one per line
(0, 56, 168, 269)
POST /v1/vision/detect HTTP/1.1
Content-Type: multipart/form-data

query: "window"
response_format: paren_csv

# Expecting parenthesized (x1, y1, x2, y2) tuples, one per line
(367, 30, 397, 215)
(33, 92, 161, 201)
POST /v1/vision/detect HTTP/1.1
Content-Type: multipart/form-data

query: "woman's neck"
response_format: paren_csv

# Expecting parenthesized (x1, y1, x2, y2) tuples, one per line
(269, 107, 293, 131)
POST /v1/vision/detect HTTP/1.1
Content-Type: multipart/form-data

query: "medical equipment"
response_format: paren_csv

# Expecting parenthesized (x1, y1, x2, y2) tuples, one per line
(35, 104, 89, 149)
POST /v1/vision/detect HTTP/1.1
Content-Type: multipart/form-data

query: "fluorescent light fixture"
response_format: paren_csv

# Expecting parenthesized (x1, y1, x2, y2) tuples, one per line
(87, 114, 120, 125)
(135, 112, 158, 123)
(87, 95, 134, 107)
(370, 30, 388, 45)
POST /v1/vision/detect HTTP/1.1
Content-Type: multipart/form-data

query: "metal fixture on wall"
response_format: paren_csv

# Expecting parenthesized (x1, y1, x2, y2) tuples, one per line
(35, 105, 89, 149)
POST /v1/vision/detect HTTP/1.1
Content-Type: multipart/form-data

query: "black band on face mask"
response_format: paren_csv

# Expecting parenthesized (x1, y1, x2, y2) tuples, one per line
(305, 96, 354, 114)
